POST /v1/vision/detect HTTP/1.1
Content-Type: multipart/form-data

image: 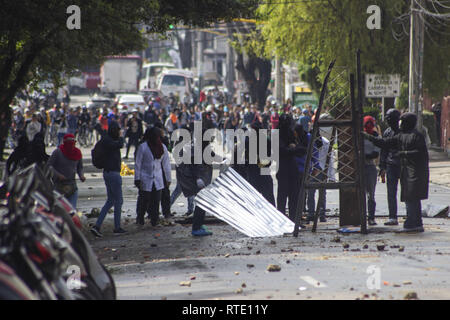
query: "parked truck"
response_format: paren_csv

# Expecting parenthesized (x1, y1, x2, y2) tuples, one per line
(99, 55, 141, 94)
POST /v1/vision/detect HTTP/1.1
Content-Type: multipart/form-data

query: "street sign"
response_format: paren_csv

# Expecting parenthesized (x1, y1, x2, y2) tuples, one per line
(365, 74, 401, 97)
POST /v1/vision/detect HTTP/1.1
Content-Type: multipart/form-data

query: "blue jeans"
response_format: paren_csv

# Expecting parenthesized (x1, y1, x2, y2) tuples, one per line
(57, 133, 66, 146)
(405, 200, 423, 229)
(307, 171, 326, 218)
(365, 165, 378, 220)
(386, 164, 400, 220)
(170, 183, 194, 213)
(67, 189, 78, 211)
(96, 171, 123, 230)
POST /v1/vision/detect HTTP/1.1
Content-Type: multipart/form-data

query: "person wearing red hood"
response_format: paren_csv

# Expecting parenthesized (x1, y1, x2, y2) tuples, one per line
(48, 133, 86, 210)
(363, 116, 381, 226)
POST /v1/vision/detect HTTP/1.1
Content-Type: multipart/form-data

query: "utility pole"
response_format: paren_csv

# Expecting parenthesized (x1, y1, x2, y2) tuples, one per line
(274, 57, 283, 103)
(409, 0, 425, 131)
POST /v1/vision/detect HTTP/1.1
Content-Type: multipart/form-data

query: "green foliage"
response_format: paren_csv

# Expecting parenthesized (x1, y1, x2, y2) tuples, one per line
(259, 0, 450, 100)
(395, 82, 409, 111)
(0, 0, 258, 110)
(423, 110, 437, 145)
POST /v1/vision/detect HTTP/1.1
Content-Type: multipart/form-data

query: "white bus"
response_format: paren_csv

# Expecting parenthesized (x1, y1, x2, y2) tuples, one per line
(157, 69, 194, 103)
(139, 62, 175, 90)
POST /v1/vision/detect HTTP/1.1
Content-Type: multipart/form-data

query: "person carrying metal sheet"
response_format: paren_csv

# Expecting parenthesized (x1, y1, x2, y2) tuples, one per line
(177, 111, 222, 236)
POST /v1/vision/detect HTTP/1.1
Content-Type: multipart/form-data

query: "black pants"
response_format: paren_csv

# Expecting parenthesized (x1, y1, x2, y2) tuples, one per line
(192, 206, 205, 231)
(136, 186, 161, 226)
(160, 174, 171, 217)
(126, 136, 140, 158)
(277, 172, 302, 222)
(248, 166, 275, 206)
(0, 138, 5, 160)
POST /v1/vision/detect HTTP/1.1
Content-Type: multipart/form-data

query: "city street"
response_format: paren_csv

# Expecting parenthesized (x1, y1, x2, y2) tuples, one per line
(70, 143, 450, 300)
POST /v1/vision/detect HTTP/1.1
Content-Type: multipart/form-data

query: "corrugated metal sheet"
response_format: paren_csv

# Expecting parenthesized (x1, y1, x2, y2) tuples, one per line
(195, 167, 295, 238)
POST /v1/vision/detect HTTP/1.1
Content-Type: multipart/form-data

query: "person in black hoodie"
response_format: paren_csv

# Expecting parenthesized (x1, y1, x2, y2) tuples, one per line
(379, 109, 401, 226)
(91, 121, 126, 237)
(363, 112, 429, 233)
(276, 114, 307, 221)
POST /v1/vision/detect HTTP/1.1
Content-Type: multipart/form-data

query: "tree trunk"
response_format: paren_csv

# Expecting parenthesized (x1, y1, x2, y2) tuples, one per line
(235, 52, 271, 110)
(176, 30, 193, 69)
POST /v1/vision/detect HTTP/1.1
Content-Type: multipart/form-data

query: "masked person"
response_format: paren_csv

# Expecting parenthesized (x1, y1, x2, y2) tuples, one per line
(363, 113, 429, 233)
(134, 127, 171, 226)
(176, 112, 221, 236)
(363, 116, 381, 226)
(48, 133, 85, 210)
(276, 114, 307, 222)
(91, 121, 126, 237)
(379, 109, 401, 226)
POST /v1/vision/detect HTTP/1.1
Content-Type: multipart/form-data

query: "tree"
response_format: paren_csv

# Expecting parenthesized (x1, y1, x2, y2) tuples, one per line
(259, 0, 450, 100)
(230, 24, 272, 109)
(0, 0, 258, 140)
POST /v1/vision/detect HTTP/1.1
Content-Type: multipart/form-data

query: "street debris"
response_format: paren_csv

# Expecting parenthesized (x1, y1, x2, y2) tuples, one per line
(234, 272, 240, 275)
(267, 264, 281, 272)
(179, 281, 191, 287)
(404, 292, 419, 300)
(195, 168, 295, 237)
(224, 253, 230, 258)
(403, 281, 412, 285)
(377, 245, 386, 251)
(399, 246, 405, 252)
(246, 264, 255, 268)
(342, 243, 350, 249)
(298, 287, 307, 291)
(331, 236, 341, 243)
(241, 283, 247, 288)
(120, 162, 134, 176)
(235, 288, 243, 294)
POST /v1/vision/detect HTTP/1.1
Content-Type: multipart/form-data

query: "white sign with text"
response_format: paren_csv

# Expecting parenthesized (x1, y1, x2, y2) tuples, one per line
(365, 74, 401, 97)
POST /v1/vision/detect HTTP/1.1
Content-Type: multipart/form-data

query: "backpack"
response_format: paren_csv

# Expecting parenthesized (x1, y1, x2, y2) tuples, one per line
(91, 138, 107, 169)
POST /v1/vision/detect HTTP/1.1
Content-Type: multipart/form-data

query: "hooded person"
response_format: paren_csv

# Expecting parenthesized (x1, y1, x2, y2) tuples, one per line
(363, 116, 381, 226)
(276, 114, 307, 222)
(379, 109, 402, 226)
(91, 121, 126, 237)
(134, 127, 171, 226)
(6, 135, 32, 176)
(176, 111, 222, 236)
(245, 121, 275, 206)
(363, 112, 429, 233)
(48, 133, 85, 209)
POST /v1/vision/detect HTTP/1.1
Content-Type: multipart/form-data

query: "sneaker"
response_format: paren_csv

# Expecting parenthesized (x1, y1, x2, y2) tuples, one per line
(200, 225, 211, 233)
(368, 219, 377, 226)
(192, 228, 213, 237)
(395, 226, 424, 233)
(384, 219, 399, 226)
(113, 228, 127, 235)
(90, 226, 103, 238)
(320, 216, 327, 223)
(185, 211, 193, 217)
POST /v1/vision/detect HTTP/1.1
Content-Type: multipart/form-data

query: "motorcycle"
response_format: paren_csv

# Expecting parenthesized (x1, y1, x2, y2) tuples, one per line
(0, 164, 116, 299)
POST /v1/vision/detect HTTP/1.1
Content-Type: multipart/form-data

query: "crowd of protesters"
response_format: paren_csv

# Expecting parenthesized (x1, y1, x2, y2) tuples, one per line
(2, 86, 430, 237)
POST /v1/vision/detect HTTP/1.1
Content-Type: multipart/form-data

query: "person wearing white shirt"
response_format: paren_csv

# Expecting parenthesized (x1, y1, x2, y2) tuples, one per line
(306, 136, 336, 223)
(26, 113, 42, 142)
(134, 127, 171, 226)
